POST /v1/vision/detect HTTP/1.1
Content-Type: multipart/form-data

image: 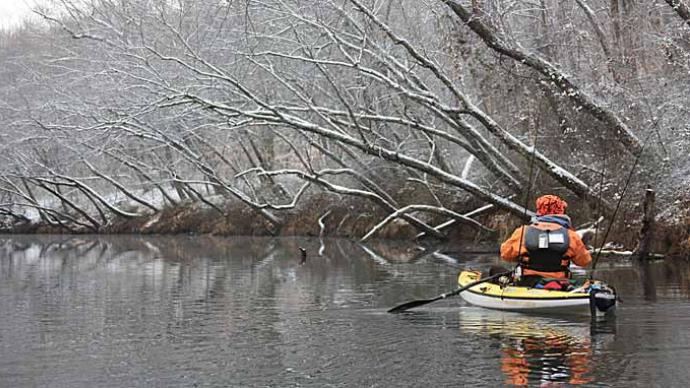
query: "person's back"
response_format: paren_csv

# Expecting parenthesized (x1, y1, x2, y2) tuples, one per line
(500, 195, 592, 284)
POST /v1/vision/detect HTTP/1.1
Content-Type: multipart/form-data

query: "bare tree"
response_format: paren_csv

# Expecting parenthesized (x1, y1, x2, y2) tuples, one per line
(0, 0, 687, 242)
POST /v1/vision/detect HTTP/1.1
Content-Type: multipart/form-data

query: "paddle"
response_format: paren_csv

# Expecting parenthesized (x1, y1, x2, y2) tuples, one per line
(387, 271, 510, 313)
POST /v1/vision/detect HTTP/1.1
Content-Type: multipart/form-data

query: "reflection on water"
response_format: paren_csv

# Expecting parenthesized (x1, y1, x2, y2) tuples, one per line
(458, 310, 616, 386)
(500, 333, 591, 386)
(0, 235, 689, 387)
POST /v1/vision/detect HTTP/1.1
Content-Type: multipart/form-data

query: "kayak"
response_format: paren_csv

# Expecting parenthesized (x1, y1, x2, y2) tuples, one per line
(457, 270, 617, 316)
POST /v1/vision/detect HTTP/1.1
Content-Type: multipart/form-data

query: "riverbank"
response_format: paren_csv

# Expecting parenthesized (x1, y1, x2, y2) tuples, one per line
(2, 195, 492, 240)
(2, 192, 688, 260)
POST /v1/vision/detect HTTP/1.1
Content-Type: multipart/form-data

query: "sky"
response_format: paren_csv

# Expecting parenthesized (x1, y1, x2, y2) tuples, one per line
(0, 0, 37, 29)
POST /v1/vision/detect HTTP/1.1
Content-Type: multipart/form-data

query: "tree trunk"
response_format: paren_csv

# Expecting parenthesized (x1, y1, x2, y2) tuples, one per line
(665, 0, 690, 27)
(637, 185, 655, 261)
(442, 0, 643, 156)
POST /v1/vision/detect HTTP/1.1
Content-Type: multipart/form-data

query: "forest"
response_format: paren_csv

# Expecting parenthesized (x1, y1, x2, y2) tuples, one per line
(0, 0, 688, 257)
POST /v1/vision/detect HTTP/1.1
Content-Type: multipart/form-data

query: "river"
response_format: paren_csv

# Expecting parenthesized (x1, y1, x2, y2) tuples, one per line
(1, 235, 689, 387)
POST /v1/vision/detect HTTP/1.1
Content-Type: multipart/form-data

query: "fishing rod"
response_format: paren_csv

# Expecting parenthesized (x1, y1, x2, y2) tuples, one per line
(512, 124, 540, 279)
(590, 74, 667, 277)
(591, 145, 607, 264)
(387, 129, 538, 314)
(589, 132, 654, 278)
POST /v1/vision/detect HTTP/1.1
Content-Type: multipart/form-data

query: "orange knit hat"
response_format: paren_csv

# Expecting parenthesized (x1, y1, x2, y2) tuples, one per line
(535, 195, 567, 216)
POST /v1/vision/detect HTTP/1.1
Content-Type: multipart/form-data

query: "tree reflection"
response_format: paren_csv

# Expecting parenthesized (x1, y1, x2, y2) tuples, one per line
(638, 260, 657, 302)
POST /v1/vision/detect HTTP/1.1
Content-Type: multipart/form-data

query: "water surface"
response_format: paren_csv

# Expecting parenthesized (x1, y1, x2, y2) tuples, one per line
(1, 235, 688, 386)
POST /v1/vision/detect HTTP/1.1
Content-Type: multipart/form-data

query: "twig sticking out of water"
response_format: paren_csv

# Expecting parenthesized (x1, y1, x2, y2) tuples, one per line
(299, 247, 307, 265)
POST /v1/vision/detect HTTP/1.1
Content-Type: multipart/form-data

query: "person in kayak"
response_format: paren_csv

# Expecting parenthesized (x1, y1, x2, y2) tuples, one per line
(500, 194, 592, 286)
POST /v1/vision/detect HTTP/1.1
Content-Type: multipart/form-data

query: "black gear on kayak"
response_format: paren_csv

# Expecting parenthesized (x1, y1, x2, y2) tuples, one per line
(589, 289, 617, 314)
(522, 224, 570, 273)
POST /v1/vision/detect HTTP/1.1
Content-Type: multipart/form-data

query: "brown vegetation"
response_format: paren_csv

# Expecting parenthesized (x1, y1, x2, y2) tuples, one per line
(4, 190, 687, 260)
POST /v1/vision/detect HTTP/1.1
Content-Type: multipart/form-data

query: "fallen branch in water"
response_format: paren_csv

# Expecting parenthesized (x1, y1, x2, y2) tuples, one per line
(591, 248, 665, 260)
(361, 204, 495, 242)
(415, 198, 513, 239)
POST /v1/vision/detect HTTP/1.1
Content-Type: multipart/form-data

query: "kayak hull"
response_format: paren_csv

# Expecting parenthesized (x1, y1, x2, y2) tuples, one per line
(458, 271, 615, 316)
(460, 287, 592, 314)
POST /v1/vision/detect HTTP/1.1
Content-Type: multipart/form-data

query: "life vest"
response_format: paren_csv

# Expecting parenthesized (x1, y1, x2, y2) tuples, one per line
(521, 222, 570, 273)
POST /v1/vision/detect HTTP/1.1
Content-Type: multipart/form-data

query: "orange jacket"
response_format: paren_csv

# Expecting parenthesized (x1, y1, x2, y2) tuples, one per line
(500, 220, 592, 278)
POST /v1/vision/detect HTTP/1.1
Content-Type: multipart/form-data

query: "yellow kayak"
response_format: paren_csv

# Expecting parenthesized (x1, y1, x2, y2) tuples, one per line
(457, 270, 616, 315)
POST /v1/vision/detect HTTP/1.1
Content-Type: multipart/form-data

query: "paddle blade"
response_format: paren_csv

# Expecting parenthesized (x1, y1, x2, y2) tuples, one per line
(386, 272, 508, 314)
(387, 297, 440, 313)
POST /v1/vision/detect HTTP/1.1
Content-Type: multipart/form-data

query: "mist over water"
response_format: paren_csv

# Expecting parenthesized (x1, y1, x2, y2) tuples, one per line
(1, 235, 689, 387)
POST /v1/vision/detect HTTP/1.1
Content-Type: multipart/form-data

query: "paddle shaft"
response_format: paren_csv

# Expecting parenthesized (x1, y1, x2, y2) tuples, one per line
(387, 272, 510, 313)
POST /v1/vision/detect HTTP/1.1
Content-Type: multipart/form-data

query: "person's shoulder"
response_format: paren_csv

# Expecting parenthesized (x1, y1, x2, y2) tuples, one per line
(567, 227, 585, 242)
(503, 225, 526, 240)
(510, 224, 527, 234)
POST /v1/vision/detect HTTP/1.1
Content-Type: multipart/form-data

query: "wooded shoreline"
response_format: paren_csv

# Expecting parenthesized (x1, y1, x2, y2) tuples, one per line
(3, 194, 687, 261)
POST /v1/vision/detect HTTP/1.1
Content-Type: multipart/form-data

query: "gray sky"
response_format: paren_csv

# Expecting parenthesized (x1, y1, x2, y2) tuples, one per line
(0, 0, 36, 29)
